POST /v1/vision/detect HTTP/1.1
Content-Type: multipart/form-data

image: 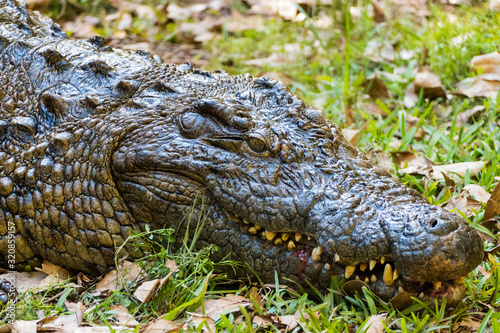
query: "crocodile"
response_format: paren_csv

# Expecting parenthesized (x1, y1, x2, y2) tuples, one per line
(0, 0, 483, 305)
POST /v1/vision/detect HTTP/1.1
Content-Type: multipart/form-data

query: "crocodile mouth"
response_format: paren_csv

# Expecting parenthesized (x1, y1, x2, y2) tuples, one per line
(225, 210, 468, 305)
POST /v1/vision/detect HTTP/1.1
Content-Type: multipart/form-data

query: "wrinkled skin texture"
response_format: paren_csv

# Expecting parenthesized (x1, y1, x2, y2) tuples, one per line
(0, 0, 483, 305)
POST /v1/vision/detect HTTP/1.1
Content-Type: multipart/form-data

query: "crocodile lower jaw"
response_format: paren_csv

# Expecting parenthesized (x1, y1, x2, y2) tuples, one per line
(226, 209, 469, 305)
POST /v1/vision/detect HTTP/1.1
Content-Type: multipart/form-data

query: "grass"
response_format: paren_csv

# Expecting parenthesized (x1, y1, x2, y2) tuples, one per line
(2, 0, 500, 331)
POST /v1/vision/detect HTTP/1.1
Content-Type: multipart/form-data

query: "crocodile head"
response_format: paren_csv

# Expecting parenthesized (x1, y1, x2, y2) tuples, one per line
(110, 73, 483, 305)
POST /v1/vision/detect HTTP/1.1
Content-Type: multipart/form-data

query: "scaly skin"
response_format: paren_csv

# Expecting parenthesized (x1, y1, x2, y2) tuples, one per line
(0, 0, 483, 305)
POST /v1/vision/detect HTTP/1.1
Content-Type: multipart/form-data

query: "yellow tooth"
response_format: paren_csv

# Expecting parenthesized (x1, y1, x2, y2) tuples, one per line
(274, 238, 283, 246)
(307, 235, 312, 240)
(370, 274, 377, 282)
(369, 260, 377, 271)
(243, 219, 250, 224)
(287, 241, 296, 251)
(281, 233, 290, 241)
(456, 277, 465, 284)
(334, 254, 340, 262)
(433, 282, 442, 291)
(380, 257, 385, 264)
(418, 292, 424, 299)
(365, 277, 370, 284)
(393, 269, 399, 281)
(254, 225, 262, 230)
(360, 263, 367, 271)
(295, 233, 302, 242)
(315, 246, 323, 255)
(311, 247, 322, 261)
(260, 232, 267, 239)
(355, 275, 360, 281)
(248, 227, 257, 234)
(398, 286, 404, 293)
(324, 263, 331, 270)
(345, 265, 356, 278)
(383, 264, 394, 286)
(265, 231, 276, 241)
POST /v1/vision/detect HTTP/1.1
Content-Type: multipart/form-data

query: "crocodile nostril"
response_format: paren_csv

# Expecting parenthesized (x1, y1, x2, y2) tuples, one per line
(429, 218, 438, 228)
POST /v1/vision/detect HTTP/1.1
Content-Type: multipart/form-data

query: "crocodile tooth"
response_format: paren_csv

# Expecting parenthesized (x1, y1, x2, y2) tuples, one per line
(369, 260, 377, 271)
(418, 292, 424, 299)
(456, 277, 465, 284)
(370, 274, 377, 282)
(254, 225, 262, 230)
(260, 232, 267, 240)
(274, 238, 283, 246)
(307, 235, 312, 241)
(311, 247, 322, 261)
(265, 231, 276, 240)
(315, 246, 323, 255)
(365, 277, 370, 284)
(393, 269, 399, 281)
(380, 257, 385, 264)
(243, 219, 250, 224)
(248, 227, 257, 234)
(334, 254, 340, 262)
(398, 286, 404, 293)
(345, 265, 356, 278)
(433, 282, 442, 291)
(281, 233, 290, 241)
(383, 264, 394, 286)
(295, 233, 302, 242)
(355, 275, 360, 281)
(359, 263, 367, 271)
(287, 241, 296, 251)
(324, 263, 331, 270)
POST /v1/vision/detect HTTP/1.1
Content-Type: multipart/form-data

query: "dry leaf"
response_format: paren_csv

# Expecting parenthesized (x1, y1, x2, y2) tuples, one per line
(414, 66, 447, 100)
(34, 261, 73, 290)
(356, 103, 388, 116)
(362, 76, 390, 99)
(463, 184, 491, 203)
(12, 320, 37, 333)
(364, 314, 387, 333)
(431, 161, 485, 180)
(96, 261, 144, 292)
(0, 271, 47, 293)
(456, 74, 500, 98)
(442, 195, 482, 217)
(139, 319, 183, 333)
(110, 304, 139, 327)
(390, 151, 433, 169)
(195, 294, 252, 321)
(253, 315, 274, 327)
(471, 52, 500, 75)
(397, 165, 432, 178)
(456, 105, 485, 128)
(342, 129, 360, 146)
(185, 314, 216, 333)
(484, 182, 500, 221)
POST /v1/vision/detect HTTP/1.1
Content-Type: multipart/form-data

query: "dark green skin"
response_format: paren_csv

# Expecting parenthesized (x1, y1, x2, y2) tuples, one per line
(0, 0, 483, 303)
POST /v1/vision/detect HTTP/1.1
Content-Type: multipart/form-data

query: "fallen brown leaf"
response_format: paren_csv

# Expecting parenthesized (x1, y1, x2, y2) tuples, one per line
(431, 161, 485, 180)
(362, 75, 390, 99)
(364, 314, 387, 333)
(471, 51, 500, 75)
(96, 261, 144, 292)
(110, 304, 140, 327)
(456, 74, 500, 98)
(390, 151, 433, 169)
(139, 319, 183, 333)
(463, 184, 491, 203)
(364, 40, 395, 63)
(195, 294, 252, 321)
(12, 320, 36, 333)
(404, 82, 419, 108)
(456, 105, 485, 128)
(484, 182, 500, 221)
(0, 271, 47, 293)
(442, 195, 482, 217)
(185, 314, 216, 333)
(356, 103, 388, 117)
(414, 66, 447, 100)
(342, 129, 361, 146)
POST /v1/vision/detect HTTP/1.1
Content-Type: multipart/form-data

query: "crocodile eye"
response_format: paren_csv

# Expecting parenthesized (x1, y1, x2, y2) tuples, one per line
(247, 137, 266, 153)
